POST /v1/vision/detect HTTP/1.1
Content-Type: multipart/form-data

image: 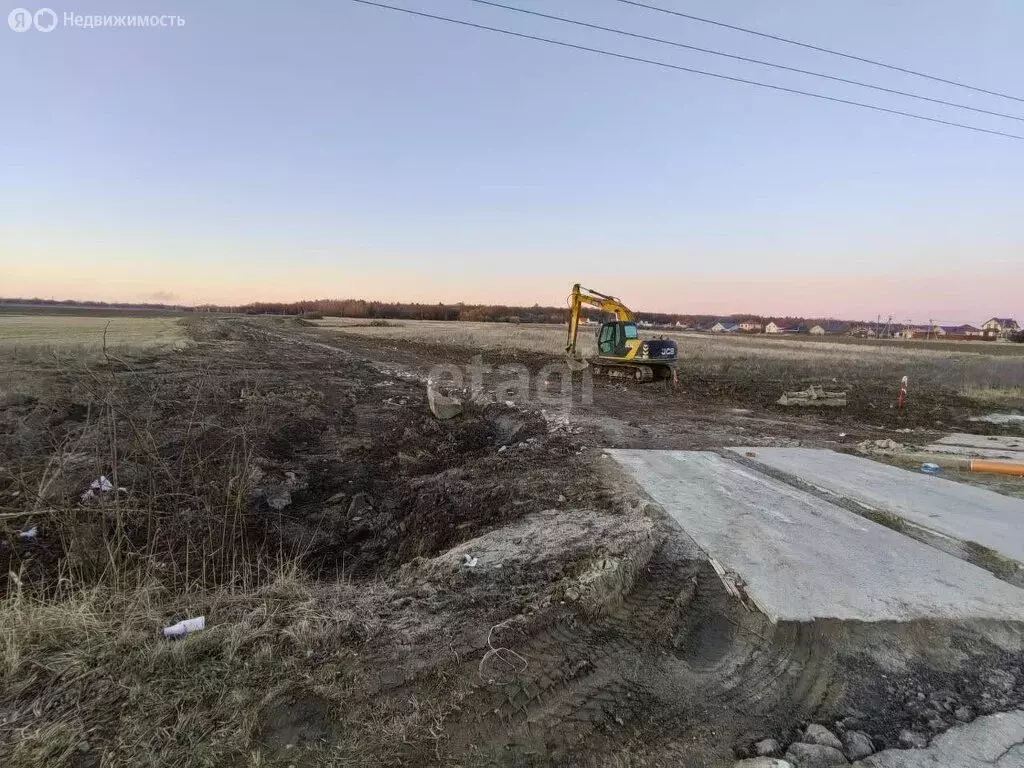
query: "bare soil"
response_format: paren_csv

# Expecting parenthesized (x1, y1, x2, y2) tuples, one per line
(1, 316, 1022, 767)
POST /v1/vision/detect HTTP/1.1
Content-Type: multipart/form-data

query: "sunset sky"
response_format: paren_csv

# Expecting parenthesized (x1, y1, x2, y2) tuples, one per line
(3, 0, 1022, 324)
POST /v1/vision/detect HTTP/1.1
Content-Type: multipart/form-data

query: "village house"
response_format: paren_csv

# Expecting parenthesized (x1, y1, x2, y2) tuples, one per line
(937, 324, 983, 339)
(809, 322, 850, 335)
(764, 321, 787, 334)
(982, 317, 1020, 340)
(710, 321, 740, 333)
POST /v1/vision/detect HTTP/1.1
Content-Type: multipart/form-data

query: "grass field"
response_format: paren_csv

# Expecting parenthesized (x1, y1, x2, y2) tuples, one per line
(0, 314, 187, 361)
(313, 317, 1024, 401)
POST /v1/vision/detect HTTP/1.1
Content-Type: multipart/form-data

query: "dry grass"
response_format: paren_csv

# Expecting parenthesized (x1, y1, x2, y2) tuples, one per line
(313, 317, 581, 355)
(313, 317, 1024, 393)
(1, 318, 527, 766)
(0, 565, 418, 767)
(0, 315, 187, 364)
(959, 385, 1024, 407)
(0, 333, 443, 766)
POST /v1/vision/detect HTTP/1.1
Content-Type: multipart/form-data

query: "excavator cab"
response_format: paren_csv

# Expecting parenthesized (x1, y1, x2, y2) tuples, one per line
(597, 321, 639, 356)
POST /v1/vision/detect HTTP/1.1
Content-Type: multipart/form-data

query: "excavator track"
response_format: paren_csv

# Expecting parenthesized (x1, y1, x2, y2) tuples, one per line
(591, 362, 671, 383)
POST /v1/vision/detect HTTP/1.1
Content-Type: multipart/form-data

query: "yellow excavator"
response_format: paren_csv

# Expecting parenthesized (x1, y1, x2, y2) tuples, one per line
(565, 283, 678, 382)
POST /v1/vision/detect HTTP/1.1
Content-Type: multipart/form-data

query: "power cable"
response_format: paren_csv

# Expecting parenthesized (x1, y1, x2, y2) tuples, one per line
(463, 0, 1024, 123)
(349, 0, 1024, 141)
(615, 0, 1024, 104)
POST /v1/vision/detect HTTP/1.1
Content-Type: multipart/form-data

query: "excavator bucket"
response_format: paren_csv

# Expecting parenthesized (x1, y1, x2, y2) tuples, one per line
(564, 352, 589, 372)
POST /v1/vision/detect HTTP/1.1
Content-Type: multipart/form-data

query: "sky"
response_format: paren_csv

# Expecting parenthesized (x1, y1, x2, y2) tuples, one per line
(2, 0, 1022, 323)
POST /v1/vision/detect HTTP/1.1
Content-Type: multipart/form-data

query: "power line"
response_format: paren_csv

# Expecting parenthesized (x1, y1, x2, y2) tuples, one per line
(464, 0, 1024, 123)
(350, 0, 1024, 141)
(615, 0, 1024, 105)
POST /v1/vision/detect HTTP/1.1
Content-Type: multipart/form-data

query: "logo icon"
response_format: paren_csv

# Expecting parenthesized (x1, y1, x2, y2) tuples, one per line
(8, 7, 33, 31)
(34, 8, 57, 31)
(8, 7, 57, 31)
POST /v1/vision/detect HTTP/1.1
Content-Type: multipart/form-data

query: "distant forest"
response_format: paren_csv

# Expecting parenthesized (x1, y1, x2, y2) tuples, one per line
(0, 296, 847, 329)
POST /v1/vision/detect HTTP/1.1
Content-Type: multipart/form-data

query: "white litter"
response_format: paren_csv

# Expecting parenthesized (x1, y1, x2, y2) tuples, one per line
(17, 526, 38, 540)
(91, 476, 113, 492)
(462, 554, 479, 568)
(162, 616, 206, 638)
(81, 476, 116, 502)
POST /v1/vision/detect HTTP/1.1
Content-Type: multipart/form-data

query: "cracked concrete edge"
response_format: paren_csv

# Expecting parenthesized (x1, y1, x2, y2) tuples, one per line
(719, 448, 1024, 588)
(854, 711, 1024, 767)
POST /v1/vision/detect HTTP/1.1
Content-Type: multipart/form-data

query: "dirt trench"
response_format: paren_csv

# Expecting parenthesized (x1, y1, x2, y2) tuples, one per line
(411, 524, 1024, 766)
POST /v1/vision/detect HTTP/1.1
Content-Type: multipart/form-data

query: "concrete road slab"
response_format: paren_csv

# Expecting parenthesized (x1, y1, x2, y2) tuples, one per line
(855, 711, 1024, 767)
(607, 449, 1024, 623)
(936, 433, 1024, 453)
(730, 448, 1024, 563)
(923, 444, 1024, 460)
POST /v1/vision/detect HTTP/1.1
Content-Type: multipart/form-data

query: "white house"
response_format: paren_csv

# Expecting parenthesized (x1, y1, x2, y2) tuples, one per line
(982, 317, 1020, 340)
(710, 322, 739, 333)
(765, 322, 787, 334)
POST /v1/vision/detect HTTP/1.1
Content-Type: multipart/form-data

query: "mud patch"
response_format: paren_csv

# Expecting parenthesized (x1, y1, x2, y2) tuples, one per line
(261, 693, 339, 755)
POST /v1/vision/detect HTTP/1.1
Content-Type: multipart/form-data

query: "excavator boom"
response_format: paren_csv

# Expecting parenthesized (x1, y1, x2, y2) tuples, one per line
(565, 283, 634, 358)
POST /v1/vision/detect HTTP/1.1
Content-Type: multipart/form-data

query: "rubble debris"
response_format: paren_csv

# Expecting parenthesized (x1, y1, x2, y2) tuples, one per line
(954, 705, 975, 723)
(777, 385, 847, 407)
(427, 380, 463, 420)
(162, 616, 206, 639)
(898, 729, 929, 749)
(783, 742, 848, 767)
(754, 738, 782, 757)
(540, 409, 583, 434)
(803, 724, 843, 751)
(856, 438, 904, 454)
(462, 554, 478, 568)
(734, 759, 792, 768)
(252, 469, 304, 512)
(920, 463, 941, 474)
(841, 731, 874, 761)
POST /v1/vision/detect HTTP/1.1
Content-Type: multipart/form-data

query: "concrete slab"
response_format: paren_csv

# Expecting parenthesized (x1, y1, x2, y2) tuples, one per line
(936, 433, 1024, 453)
(923, 444, 1024, 460)
(730, 448, 1024, 564)
(606, 449, 1024, 623)
(854, 711, 1024, 767)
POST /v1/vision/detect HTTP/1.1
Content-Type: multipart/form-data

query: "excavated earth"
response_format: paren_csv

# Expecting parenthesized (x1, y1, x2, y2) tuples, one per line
(1, 316, 1023, 767)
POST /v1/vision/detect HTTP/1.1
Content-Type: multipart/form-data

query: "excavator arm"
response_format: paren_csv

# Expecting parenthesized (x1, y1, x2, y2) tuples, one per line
(565, 283, 634, 361)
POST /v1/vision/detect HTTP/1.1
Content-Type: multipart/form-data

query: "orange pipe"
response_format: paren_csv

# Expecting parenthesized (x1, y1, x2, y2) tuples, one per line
(970, 459, 1024, 477)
